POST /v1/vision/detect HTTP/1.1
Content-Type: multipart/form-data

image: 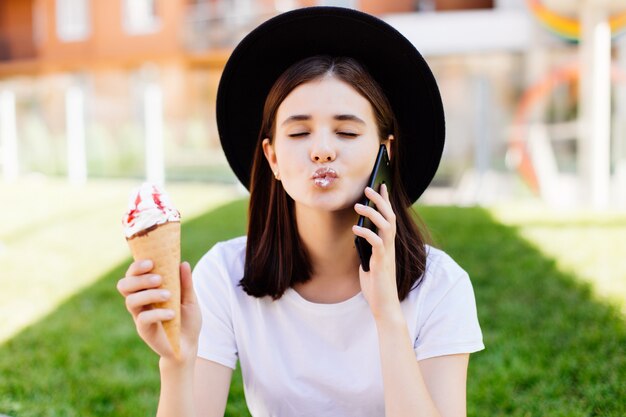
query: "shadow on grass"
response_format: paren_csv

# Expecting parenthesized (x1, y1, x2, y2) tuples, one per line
(1, 202, 625, 417)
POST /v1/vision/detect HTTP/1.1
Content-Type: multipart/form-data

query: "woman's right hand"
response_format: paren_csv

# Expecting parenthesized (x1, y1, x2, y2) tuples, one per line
(117, 260, 202, 365)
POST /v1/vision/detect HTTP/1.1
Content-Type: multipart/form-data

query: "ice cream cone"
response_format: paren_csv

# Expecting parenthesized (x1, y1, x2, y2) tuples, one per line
(127, 221, 181, 358)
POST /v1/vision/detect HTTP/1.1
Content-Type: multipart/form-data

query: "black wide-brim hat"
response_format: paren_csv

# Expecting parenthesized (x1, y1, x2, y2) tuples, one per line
(216, 6, 445, 204)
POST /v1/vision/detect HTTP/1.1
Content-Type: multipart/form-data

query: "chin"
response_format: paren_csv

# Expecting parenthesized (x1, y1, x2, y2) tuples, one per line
(307, 196, 359, 213)
(288, 183, 361, 211)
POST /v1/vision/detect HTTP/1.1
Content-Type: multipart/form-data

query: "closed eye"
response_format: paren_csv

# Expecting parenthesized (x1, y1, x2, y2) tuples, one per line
(288, 132, 309, 138)
(288, 132, 358, 138)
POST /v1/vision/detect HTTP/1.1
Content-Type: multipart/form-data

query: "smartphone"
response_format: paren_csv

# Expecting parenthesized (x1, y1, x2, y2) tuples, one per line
(354, 144, 392, 272)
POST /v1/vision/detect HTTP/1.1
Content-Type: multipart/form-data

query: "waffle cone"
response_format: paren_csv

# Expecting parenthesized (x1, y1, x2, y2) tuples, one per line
(127, 221, 181, 358)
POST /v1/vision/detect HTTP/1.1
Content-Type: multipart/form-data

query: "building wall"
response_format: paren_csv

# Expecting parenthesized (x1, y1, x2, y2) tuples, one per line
(360, 0, 415, 15)
(0, 0, 37, 61)
(5, 0, 604, 200)
(36, 0, 186, 66)
(435, 0, 493, 10)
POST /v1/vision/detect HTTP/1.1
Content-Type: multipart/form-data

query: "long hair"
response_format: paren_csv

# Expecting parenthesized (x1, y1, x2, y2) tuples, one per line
(241, 55, 431, 301)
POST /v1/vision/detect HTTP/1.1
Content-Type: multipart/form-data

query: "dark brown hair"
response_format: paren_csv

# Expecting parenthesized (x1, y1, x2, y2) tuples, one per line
(241, 55, 431, 301)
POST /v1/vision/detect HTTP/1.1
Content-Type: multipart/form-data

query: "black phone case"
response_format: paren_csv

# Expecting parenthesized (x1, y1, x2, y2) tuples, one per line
(354, 144, 391, 272)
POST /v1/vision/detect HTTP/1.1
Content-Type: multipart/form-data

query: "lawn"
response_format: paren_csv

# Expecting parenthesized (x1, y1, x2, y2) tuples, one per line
(0, 178, 243, 343)
(1, 181, 625, 416)
(490, 203, 626, 314)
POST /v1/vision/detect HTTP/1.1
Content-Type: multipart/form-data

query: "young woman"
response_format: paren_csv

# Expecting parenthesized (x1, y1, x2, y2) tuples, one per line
(118, 7, 484, 417)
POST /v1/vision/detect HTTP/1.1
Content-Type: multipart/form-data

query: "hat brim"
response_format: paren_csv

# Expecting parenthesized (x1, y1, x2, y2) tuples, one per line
(216, 6, 445, 204)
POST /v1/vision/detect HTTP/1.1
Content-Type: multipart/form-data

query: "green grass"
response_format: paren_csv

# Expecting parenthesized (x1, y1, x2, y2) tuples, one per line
(1, 197, 625, 416)
(0, 199, 250, 417)
(0, 179, 242, 343)
(421, 206, 626, 416)
(490, 204, 626, 314)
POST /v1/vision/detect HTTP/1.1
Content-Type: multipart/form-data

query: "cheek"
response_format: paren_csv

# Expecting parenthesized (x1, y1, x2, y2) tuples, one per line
(274, 135, 301, 153)
(275, 143, 301, 172)
(353, 149, 378, 178)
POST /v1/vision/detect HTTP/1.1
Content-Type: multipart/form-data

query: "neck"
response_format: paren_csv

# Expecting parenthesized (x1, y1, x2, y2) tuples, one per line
(295, 203, 361, 282)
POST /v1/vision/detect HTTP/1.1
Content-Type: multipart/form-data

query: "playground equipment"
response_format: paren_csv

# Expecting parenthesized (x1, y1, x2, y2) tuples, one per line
(508, 61, 626, 196)
(511, 0, 626, 208)
(527, 0, 626, 41)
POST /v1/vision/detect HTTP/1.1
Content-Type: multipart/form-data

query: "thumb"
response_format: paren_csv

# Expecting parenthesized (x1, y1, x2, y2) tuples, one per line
(180, 261, 197, 306)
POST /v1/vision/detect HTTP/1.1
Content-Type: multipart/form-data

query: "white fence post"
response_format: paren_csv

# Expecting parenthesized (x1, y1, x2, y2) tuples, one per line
(578, 2, 611, 209)
(144, 83, 165, 185)
(616, 38, 626, 209)
(66, 85, 87, 185)
(0, 90, 19, 183)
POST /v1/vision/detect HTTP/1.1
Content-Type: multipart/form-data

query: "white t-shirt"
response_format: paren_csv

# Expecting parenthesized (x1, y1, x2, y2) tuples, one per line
(193, 235, 484, 417)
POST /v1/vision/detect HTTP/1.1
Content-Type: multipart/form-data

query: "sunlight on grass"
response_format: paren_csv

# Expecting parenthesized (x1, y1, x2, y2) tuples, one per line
(0, 178, 243, 344)
(2, 201, 625, 416)
(489, 202, 626, 314)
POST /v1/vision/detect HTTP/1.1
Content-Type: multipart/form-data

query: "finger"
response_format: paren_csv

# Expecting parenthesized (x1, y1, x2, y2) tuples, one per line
(134, 312, 174, 357)
(379, 184, 396, 226)
(354, 203, 388, 232)
(180, 262, 197, 306)
(352, 224, 383, 249)
(136, 308, 176, 328)
(364, 186, 396, 224)
(381, 183, 390, 201)
(117, 274, 162, 297)
(125, 288, 171, 316)
(126, 259, 154, 276)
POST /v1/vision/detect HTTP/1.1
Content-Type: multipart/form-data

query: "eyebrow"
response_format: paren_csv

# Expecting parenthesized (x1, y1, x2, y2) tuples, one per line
(280, 114, 366, 126)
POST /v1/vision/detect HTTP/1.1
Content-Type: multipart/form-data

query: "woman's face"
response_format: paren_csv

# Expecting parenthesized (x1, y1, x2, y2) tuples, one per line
(263, 75, 391, 213)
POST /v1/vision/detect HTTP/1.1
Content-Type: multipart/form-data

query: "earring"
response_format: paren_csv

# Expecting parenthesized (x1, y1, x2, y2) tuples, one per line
(274, 171, 280, 180)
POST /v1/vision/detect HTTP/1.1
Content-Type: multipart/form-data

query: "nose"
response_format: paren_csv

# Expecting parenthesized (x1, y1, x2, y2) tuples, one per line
(310, 132, 336, 163)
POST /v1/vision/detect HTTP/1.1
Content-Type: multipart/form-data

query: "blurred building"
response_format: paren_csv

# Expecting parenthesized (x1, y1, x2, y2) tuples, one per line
(1, 0, 625, 208)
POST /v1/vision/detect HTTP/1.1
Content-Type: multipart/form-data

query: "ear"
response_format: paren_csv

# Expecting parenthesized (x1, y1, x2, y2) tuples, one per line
(262, 138, 278, 173)
(385, 134, 394, 161)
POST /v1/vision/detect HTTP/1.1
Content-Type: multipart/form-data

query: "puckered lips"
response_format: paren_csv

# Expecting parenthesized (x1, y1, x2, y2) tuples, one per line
(311, 167, 338, 188)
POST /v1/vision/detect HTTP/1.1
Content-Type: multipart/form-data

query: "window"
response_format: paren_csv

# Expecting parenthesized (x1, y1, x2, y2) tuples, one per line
(56, 0, 90, 42)
(123, 0, 161, 35)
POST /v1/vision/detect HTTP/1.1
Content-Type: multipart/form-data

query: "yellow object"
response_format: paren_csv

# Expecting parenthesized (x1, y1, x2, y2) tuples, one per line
(527, 0, 626, 41)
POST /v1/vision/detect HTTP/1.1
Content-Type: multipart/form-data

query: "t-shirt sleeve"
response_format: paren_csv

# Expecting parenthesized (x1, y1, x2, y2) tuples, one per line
(192, 243, 238, 370)
(414, 255, 485, 361)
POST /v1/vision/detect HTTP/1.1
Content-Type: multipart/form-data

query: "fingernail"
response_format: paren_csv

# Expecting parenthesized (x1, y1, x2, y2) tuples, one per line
(140, 260, 152, 269)
(150, 275, 161, 284)
(165, 310, 175, 319)
(161, 290, 170, 300)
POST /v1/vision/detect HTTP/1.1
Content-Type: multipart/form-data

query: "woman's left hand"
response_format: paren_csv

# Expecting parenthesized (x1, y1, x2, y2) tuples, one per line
(352, 184, 402, 322)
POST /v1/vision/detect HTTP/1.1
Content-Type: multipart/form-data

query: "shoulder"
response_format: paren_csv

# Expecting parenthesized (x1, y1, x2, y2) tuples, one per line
(412, 245, 484, 359)
(202, 235, 247, 263)
(416, 244, 476, 312)
(193, 235, 247, 289)
(197, 235, 247, 266)
(423, 244, 469, 288)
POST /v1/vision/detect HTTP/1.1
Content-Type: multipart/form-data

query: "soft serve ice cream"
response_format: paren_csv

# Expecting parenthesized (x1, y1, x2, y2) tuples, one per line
(123, 183, 182, 357)
(123, 183, 181, 239)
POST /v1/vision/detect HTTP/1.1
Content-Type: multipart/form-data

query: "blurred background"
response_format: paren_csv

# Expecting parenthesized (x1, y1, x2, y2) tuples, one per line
(1, 0, 626, 208)
(1, 1, 626, 415)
